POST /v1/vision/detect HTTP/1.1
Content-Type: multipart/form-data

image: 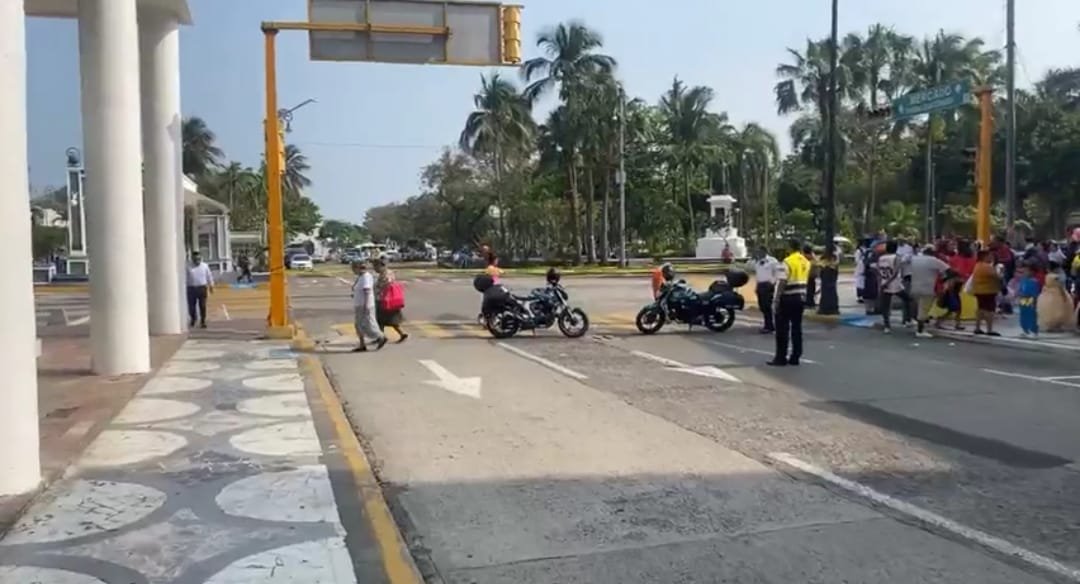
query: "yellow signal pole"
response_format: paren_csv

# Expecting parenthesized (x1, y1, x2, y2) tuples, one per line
(263, 26, 289, 335)
(976, 87, 993, 243)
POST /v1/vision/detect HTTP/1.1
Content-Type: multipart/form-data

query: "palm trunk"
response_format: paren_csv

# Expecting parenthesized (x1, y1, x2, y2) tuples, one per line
(585, 166, 597, 264)
(600, 164, 611, 265)
(568, 157, 582, 266)
(494, 147, 506, 254)
(684, 165, 696, 248)
(763, 169, 770, 243)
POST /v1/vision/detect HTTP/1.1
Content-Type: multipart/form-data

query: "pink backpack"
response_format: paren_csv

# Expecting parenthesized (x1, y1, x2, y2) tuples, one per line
(381, 281, 405, 311)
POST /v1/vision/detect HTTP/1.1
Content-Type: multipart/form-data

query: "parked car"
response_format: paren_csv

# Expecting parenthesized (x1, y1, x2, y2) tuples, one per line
(290, 254, 314, 270)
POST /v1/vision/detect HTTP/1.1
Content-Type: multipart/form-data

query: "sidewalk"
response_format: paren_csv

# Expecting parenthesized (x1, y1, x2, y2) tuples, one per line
(0, 334, 185, 534)
(0, 338, 410, 583)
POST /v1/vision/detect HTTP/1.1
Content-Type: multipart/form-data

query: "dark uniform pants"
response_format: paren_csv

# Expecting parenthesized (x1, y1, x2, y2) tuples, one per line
(757, 282, 776, 331)
(774, 293, 805, 363)
(187, 285, 208, 325)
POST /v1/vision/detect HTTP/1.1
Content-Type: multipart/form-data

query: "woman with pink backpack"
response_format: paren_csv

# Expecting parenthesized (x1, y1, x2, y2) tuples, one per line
(373, 258, 409, 343)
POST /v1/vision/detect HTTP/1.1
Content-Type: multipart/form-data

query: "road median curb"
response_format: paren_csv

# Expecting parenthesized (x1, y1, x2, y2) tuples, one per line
(934, 329, 1080, 355)
(743, 305, 843, 325)
(300, 355, 424, 584)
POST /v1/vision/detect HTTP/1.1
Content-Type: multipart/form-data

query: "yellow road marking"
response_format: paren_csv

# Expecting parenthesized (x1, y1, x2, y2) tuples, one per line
(301, 356, 422, 584)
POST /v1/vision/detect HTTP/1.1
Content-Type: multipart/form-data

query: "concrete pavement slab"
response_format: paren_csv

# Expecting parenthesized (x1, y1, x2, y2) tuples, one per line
(443, 516, 1049, 584)
(324, 337, 1057, 582)
(0, 339, 401, 584)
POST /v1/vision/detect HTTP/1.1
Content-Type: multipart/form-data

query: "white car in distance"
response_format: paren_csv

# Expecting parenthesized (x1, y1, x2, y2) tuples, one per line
(290, 253, 314, 270)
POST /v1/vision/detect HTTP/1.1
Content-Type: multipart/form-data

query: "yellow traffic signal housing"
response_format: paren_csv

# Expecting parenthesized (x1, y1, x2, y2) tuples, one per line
(501, 5, 522, 65)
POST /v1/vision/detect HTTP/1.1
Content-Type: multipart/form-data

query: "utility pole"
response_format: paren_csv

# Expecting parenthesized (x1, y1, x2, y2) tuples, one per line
(1005, 0, 1017, 236)
(617, 87, 627, 268)
(925, 117, 934, 242)
(818, 0, 840, 315)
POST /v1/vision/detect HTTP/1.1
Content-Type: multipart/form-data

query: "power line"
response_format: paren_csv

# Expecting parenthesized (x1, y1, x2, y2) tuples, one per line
(293, 141, 449, 150)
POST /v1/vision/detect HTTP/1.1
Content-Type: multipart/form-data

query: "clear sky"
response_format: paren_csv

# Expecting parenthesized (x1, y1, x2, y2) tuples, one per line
(25, 0, 1080, 224)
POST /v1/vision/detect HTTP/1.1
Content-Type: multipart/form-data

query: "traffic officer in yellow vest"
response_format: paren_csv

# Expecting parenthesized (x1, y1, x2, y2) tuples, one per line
(769, 239, 812, 367)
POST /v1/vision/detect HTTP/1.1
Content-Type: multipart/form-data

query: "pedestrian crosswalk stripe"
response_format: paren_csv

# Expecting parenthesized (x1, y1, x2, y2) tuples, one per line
(324, 312, 764, 340)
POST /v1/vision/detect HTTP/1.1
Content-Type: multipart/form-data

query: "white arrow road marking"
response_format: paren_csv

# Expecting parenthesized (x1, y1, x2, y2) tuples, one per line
(419, 360, 482, 399)
(630, 350, 740, 383)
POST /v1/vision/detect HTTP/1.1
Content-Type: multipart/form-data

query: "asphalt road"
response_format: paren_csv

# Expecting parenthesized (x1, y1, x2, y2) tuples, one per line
(298, 273, 1080, 582)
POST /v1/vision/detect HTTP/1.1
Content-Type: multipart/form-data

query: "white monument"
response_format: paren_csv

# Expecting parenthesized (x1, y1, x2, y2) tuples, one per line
(696, 194, 747, 259)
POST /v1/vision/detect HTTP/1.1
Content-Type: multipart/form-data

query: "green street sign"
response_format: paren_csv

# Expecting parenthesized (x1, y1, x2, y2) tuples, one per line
(892, 81, 971, 119)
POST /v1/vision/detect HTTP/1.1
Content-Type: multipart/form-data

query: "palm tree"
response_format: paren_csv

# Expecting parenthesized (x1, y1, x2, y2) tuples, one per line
(459, 73, 535, 247)
(659, 77, 725, 243)
(283, 143, 312, 195)
(182, 117, 224, 178)
(523, 20, 616, 263)
(537, 105, 584, 260)
(843, 25, 916, 231)
(578, 71, 622, 262)
(731, 123, 780, 239)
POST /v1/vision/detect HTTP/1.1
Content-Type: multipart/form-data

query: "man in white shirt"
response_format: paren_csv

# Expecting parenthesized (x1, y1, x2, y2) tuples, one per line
(750, 246, 779, 333)
(186, 251, 214, 329)
(876, 241, 912, 333)
(351, 260, 387, 352)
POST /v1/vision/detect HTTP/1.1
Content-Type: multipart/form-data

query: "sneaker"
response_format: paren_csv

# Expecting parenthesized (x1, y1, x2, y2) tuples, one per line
(916, 331, 933, 339)
(903, 321, 914, 328)
(1020, 332, 1030, 339)
(883, 327, 892, 334)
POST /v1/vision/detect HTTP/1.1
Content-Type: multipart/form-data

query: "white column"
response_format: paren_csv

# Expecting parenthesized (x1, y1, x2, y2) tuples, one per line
(139, 9, 183, 335)
(0, 0, 42, 495)
(79, 0, 151, 374)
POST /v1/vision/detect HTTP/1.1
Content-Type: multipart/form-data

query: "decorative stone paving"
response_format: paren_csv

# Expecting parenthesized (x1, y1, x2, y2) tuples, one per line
(0, 340, 358, 584)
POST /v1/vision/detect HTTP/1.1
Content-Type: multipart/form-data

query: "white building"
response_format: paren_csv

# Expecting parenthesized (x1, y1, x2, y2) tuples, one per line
(2, 0, 192, 496)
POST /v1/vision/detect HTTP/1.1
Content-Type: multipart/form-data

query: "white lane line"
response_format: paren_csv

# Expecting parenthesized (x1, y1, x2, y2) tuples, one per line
(1044, 375, 1080, 381)
(702, 339, 819, 364)
(630, 350, 685, 368)
(983, 368, 1080, 389)
(496, 342, 588, 381)
(221, 304, 232, 321)
(336, 277, 352, 285)
(630, 350, 741, 382)
(67, 315, 90, 326)
(768, 452, 1080, 582)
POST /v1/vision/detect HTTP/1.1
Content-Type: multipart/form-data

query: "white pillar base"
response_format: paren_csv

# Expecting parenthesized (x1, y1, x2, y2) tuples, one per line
(0, 0, 42, 495)
(79, 0, 151, 374)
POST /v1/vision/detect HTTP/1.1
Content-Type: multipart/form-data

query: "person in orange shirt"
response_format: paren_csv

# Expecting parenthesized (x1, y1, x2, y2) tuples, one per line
(483, 253, 503, 283)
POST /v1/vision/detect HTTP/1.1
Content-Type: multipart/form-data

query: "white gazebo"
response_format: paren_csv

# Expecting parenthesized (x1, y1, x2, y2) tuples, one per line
(2, 0, 192, 496)
(184, 175, 232, 272)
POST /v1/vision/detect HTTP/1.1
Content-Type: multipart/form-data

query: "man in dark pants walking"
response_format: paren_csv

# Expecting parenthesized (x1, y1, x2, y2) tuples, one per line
(751, 246, 779, 333)
(186, 251, 214, 329)
(769, 239, 811, 367)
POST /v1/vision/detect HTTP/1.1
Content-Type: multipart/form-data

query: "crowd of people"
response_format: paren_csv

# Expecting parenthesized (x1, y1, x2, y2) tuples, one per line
(852, 234, 1080, 339)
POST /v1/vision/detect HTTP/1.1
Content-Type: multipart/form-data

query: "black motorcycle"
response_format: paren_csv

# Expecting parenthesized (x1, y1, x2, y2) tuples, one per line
(476, 277, 590, 339)
(635, 270, 748, 334)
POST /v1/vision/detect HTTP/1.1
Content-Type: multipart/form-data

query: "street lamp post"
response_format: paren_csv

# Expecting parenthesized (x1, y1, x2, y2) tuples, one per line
(818, 0, 841, 315)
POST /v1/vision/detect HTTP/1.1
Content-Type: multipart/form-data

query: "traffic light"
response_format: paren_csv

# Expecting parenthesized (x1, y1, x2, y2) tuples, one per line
(500, 5, 522, 65)
(962, 147, 977, 185)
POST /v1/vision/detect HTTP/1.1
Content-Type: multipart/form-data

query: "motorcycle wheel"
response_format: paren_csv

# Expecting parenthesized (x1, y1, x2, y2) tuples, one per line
(485, 312, 520, 339)
(635, 306, 666, 334)
(557, 308, 590, 338)
(705, 306, 736, 332)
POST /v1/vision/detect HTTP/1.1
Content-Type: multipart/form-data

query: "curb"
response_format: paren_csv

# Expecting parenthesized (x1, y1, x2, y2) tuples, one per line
(933, 329, 1080, 355)
(743, 305, 843, 325)
(300, 355, 424, 584)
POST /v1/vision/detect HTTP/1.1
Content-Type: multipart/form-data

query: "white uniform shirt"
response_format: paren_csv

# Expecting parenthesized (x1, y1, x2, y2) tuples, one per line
(752, 256, 780, 285)
(187, 263, 214, 287)
(352, 272, 375, 309)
